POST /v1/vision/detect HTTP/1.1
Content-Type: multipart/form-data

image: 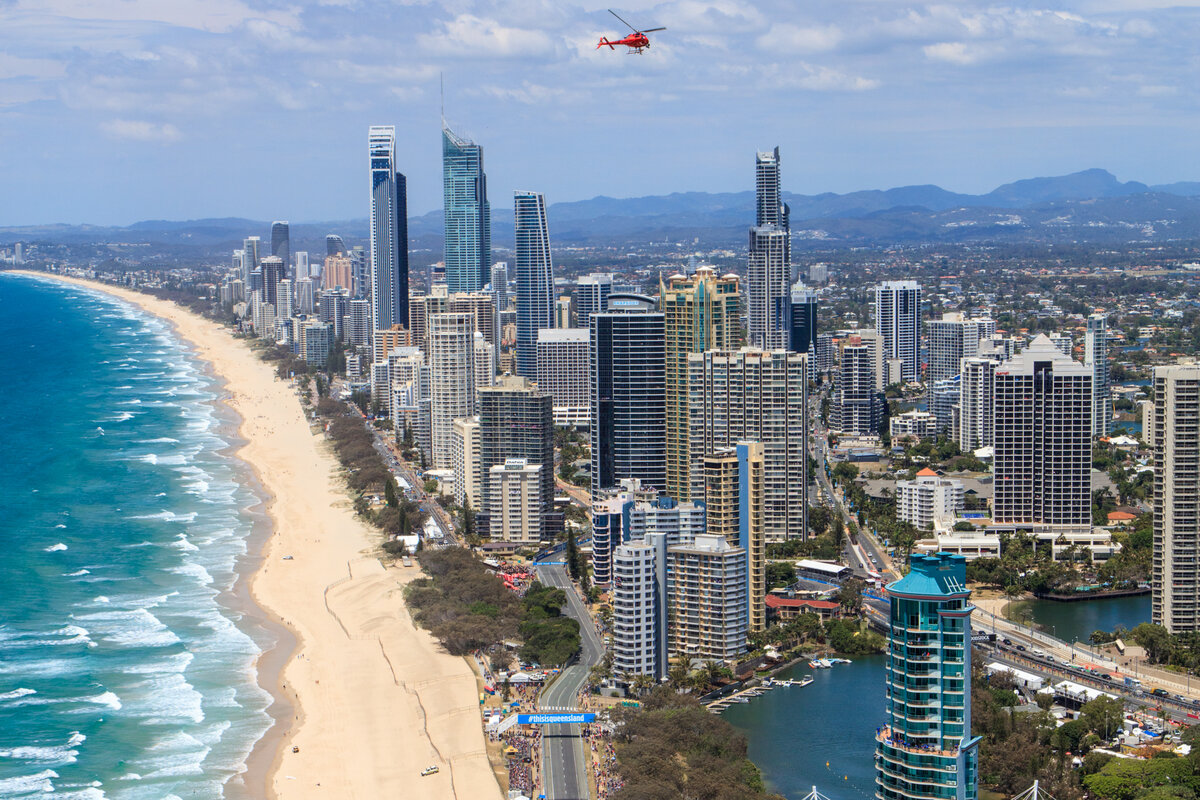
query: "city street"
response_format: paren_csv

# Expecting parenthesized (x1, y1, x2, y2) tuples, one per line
(536, 562, 605, 800)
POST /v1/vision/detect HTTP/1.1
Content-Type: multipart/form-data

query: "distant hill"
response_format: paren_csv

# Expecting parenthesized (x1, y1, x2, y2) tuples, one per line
(5, 169, 1200, 252)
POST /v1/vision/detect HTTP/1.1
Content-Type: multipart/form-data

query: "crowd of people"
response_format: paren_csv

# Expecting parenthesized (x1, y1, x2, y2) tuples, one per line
(503, 728, 541, 797)
(589, 724, 623, 798)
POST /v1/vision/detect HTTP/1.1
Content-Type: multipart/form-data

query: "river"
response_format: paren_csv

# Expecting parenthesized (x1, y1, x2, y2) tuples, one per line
(724, 594, 1150, 799)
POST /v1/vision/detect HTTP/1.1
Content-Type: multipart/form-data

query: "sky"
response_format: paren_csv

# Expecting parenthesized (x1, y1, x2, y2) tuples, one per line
(2, 0, 1199, 226)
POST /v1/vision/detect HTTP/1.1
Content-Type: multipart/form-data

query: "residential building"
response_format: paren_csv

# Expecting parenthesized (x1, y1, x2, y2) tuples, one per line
(927, 313, 993, 432)
(592, 486, 637, 585)
(575, 272, 615, 328)
(373, 326, 411, 365)
(323, 254, 354, 295)
(612, 533, 669, 680)
(428, 313, 476, 469)
(890, 410, 937, 440)
(662, 268, 740, 502)
(1086, 313, 1112, 437)
(368, 125, 409, 333)
(301, 321, 331, 366)
(556, 296, 572, 329)
(473, 334, 495, 402)
(896, 469, 965, 531)
(668, 534, 748, 662)
(628, 495, 705, 548)
(260, 256, 285, 309)
(993, 334, 1094, 554)
(931, 376, 961, 439)
(704, 443, 767, 633)
(876, 553, 978, 800)
(747, 226, 789, 350)
(958, 350, 1004, 453)
(388, 347, 430, 460)
(514, 191, 555, 379)
(688, 349, 808, 541)
(296, 277, 314, 314)
(875, 281, 921, 383)
(294, 250, 309, 280)
(319, 289, 348, 341)
(1152, 365, 1200, 633)
(590, 295, 666, 492)
(835, 332, 884, 436)
(242, 236, 260, 284)
(326, 234, 346, 257)
(488, 459, 543, 543)
(451, 416, 481, 511)
(1049, 333, 1073, 358)
(536, 328, 589, 426)
(490, 262, 509, 310)
(477, 377, 554, 535)
(346, 299, 371, 348)
(443, 126, 491, 292)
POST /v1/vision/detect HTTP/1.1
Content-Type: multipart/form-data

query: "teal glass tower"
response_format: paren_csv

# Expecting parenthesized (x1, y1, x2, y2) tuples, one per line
(876, 553, 979, 800)
(442, 126, 491, 293)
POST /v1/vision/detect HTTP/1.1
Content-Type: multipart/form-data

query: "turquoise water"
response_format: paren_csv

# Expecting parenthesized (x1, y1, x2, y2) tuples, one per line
(726, 597, 1150, 799)
(0, 275, 275, 798)
(720, 656, 886, 800)
(1025, 593, 1152, 644)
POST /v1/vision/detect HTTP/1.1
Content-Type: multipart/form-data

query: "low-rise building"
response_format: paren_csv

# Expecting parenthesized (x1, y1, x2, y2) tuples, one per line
(896, 469, 964, 531)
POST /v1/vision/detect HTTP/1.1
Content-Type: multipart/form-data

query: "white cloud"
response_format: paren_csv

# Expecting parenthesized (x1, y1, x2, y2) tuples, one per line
(12, 0, 299, 33)
(99, 119, 181, 141)
(923, 41, 979, 64)
(757, 23, 843, 54)
(418, 14, 556, 57)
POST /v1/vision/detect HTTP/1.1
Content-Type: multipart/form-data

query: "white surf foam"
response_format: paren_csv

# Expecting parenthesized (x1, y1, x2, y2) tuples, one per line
(0, 770, 58, 795)
(0, 731, 85, 765)
(0, 688, 36, 701)
(44, 543, 67, 552)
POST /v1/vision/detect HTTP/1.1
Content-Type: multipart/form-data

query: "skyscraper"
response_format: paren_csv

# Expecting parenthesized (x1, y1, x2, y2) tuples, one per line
(875, 281, 922, 383)
(612, 532, 669, 679)
(271, 221, 290, 267)
(513, 191, 554, 380)
(993, 335, 1092, 543)
(662, 268, 740, 502)
(755, 146, 788, 230)
(748, 147, 790, 350)
(957, 345, 1005, 453)
(477, 376, 554, 527)
(368, 125, 410, 335)
(1086, 312, 1112, 437)
(834, 332, 885, 435)
(1152, 365, 1200, 633)
(326, 234, 346, 257)
(294, 251, 309, 280)
(428, 312, 476, 469)
(537, 328, 590, 426)
(876, 553, 977, 800)
(575, 273, 615, 329)
(260, 256, 285, 309)
(490, 262, 509, 310)
(590, 295, 666, 492)
(703, 442, 766, 633)
(242, 236, 261, 285)
(688, 349, 808, 542)
(786, 282, 818, 358)
(747, 227, 790, 350)
(443, 126, 491, 293)
(927, 313, 992, 432)
(668, 534, 748, 662)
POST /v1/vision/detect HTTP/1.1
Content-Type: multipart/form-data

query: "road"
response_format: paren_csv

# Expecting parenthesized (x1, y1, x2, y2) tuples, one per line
(555, 476, 591, 508)
(535, 562, 605, 800)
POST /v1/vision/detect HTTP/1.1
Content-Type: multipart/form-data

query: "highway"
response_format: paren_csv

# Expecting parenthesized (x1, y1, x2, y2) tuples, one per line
(535, 562, 605, 800)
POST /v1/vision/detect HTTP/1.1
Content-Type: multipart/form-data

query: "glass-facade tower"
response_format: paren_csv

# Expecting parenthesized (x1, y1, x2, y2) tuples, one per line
(443, 126, 491, 293)
(877, 553, 979, 800)
(514, 191, 554, 380)
(368, 125, 409, 332)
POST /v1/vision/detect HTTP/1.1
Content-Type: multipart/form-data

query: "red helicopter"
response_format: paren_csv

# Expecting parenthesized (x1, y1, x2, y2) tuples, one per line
(597, 9, 666, 53)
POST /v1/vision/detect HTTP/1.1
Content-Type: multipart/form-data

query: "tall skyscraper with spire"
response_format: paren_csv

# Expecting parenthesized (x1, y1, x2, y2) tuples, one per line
(513, 191, 554, 380)
(443, 126, 491, 293)
(748, 147, 790, 350)
(368, 125, 410, 335)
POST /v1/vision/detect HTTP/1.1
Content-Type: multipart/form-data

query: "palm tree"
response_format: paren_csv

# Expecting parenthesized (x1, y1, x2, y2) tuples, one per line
(667, 662, 690, 689)
(631, 673, 654, 696)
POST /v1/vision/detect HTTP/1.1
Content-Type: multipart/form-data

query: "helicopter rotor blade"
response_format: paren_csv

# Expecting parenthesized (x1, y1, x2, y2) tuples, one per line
(608, 8, 638, 33)
(640, 26, 666, 32)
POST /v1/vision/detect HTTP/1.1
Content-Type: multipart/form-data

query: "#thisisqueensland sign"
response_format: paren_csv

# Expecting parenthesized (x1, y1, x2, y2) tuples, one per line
(517, 713, 596, 725)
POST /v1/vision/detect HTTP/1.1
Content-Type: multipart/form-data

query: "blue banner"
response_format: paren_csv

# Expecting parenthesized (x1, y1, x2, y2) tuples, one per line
(517, 713, 596, 725)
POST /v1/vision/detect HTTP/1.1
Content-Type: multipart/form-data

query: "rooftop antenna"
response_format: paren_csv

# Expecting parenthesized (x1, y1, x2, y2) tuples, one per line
(440, 72, 446, 128)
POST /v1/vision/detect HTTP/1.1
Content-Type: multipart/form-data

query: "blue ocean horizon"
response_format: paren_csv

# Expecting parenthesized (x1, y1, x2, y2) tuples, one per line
(0, 274, 277, 799)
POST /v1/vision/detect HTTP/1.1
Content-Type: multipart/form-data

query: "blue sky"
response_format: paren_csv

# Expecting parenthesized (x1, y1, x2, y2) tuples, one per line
(1, 0, 1198, 225)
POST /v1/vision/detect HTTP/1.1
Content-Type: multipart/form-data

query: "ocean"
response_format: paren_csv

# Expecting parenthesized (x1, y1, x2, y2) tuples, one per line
(0, 274, 277, 799)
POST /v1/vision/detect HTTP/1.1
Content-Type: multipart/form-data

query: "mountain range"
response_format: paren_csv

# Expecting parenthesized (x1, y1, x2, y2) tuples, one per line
(6, 169, 1200, 254)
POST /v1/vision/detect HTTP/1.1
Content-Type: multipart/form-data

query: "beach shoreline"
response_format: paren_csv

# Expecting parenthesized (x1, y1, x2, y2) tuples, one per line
(16, 271, 503, 800)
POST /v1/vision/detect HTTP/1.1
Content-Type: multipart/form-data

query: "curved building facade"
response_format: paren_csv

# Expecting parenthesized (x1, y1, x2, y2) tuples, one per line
(876, 553, 978, 800)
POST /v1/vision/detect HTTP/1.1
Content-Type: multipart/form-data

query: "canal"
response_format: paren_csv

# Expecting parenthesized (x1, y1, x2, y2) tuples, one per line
(725, 594, 1150, 799)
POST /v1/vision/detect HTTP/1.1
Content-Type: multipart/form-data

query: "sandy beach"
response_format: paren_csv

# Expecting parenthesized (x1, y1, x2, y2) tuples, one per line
(25, 273, 502, 800)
